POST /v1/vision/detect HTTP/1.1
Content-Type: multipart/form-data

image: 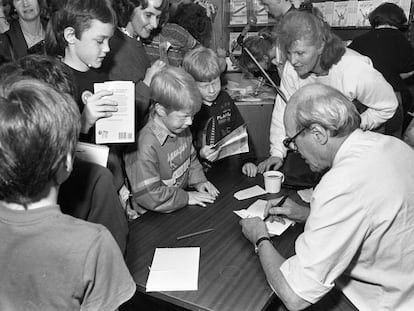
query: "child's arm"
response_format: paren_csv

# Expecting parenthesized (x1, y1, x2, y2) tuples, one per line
(125, 140, 189, 213)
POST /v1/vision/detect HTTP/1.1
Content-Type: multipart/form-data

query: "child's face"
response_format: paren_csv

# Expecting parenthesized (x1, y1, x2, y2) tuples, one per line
(161, 107, 195, 135)
(196, 77, 221, 105)
(13, 0, 40, 22)
(69, 19, 114, 72)
(130, 0, 163, 39)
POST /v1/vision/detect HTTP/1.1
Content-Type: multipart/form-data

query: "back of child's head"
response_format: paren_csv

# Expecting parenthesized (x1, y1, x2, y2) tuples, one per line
(0, 78, 80, 207)
(0, 54, 76, 96)
(171, 2, 212, 47)
(182, 46, 221, 82)
(150, 66, 201, 114)
(238, 32, 274, 74)
(45, 0, 117, 57)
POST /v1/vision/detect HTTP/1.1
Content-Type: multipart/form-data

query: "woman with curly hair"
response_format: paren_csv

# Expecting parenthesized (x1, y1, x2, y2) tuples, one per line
(258, 10, 399, 174)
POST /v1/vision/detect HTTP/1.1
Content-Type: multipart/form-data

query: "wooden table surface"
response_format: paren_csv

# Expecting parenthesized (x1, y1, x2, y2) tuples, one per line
(125, 159, 305, 311)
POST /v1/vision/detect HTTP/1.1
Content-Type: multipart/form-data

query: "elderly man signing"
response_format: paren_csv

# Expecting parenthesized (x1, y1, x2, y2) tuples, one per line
(240, 83, 414, 311)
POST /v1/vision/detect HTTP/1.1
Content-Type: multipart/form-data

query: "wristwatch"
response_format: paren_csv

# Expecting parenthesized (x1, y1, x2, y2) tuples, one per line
(254, 236, 271, 254)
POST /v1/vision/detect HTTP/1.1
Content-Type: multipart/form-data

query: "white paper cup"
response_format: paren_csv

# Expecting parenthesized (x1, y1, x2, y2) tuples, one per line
(263, 171, 285, 193)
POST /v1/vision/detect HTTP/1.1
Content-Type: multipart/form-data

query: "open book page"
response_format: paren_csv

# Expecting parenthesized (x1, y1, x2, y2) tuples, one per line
(234, 199, 294, 236)
(206, 124, 249, 162)
(94, 81, 135, 144)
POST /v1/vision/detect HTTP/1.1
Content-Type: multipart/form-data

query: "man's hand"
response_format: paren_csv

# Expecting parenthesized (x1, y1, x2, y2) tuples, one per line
(264, 198, 310, 224)
(242, 162, 258, 177)
(240, 217, 269, 245)
(187, 191, 216, 207)
(257, 156, 284, 174)
(194, 181, 220, 198)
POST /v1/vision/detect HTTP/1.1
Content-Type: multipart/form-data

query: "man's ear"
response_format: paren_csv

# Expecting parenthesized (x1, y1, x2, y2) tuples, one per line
(63, 27, 77, 44)
(154, 102, 167, 117)
(310, 123, 329, 145)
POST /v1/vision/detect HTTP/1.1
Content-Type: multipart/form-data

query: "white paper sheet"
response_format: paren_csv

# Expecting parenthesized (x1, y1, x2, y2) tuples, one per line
(146, 247, 200, 292)
(234, 199, 294, 236)
(75, 142, 109, 167)
(94, 81, 135, 144)
(234, 185, 267, 200)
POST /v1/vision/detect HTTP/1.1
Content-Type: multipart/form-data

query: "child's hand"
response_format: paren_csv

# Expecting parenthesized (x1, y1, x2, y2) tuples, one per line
(200, 145, 219, 161)
(143, 60, 167, 86)
(81, 90, 117, 134)
(194, 181, 220, 198)
(242, 162, 258, 177)
(188, 191, 216, 207)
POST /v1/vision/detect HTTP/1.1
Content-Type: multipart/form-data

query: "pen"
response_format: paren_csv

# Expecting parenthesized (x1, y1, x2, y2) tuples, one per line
(263, 194, 289, 222)
(176, 228, 214, 240)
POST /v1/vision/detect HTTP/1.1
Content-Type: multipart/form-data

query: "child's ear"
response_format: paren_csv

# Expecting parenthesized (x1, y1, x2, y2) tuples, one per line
(154, 102, 167, 117)
(54, 152, 74, 186)
(63, 27, 77, 44)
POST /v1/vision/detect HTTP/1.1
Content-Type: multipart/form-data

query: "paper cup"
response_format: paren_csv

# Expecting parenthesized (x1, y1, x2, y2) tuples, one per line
(263, 171, 284, 193)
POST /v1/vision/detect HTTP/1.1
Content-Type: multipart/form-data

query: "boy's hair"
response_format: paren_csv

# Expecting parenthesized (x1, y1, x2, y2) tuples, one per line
(0, 54, 75, 96)
(238, 32, 274, 73)
(45, 0, 117, 57)
(150, 66, 201, 114)
(182, 46, 221, 82)
(113, 0, 169, 28)
(0, 78, 80, 206)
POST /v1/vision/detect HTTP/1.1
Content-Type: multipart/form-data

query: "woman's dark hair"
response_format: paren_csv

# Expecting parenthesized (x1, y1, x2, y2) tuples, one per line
(277, 10, 345, 71)
(171, 2, 212, 47)
(45, 0, 117, 57)
(112, 0, 169, 28)
(369, 2, 407, 30)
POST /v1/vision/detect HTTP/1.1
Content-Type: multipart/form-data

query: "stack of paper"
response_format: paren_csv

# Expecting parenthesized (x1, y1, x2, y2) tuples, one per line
(234, 199, 294, 236)
(146, 247, 200, 292)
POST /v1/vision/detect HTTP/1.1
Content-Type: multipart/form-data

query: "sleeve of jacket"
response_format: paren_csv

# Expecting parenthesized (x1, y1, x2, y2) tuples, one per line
(269, 64, 295, 159)
(188, 142, 208, 186)
(344, 58, 397, 130)
(125, 138, 189, 213)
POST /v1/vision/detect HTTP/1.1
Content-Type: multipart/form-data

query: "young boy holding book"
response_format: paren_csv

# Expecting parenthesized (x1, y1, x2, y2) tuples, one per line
(0, 78, 135, 309)
(183, 46, 258, 177)
(124, 66, 219, 213)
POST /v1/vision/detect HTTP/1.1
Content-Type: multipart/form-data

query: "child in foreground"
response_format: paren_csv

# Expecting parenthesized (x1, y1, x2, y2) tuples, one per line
(125, 66, 219, 213)
(183, 46, 258, 177)
(0, 78, 135, 309)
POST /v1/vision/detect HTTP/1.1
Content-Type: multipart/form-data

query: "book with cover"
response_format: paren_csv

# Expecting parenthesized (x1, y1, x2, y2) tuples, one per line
(332, 1, 350, 27)
(229, 0, 248, 25)
(356, 0, 375, 27)
(94, 81, 135, 144)
(206, 124, 249, 162)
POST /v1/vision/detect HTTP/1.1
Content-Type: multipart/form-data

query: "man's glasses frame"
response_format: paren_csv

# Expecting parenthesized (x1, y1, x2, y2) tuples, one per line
(283, 127, 306, 151)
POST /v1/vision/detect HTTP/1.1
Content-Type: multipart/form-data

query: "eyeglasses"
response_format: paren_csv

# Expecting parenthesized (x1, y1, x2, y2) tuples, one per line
(283, 127, 306, 151)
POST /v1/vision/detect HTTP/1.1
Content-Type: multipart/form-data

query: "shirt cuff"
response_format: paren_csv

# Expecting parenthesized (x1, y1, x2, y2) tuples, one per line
(280, 256, 333, 304)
